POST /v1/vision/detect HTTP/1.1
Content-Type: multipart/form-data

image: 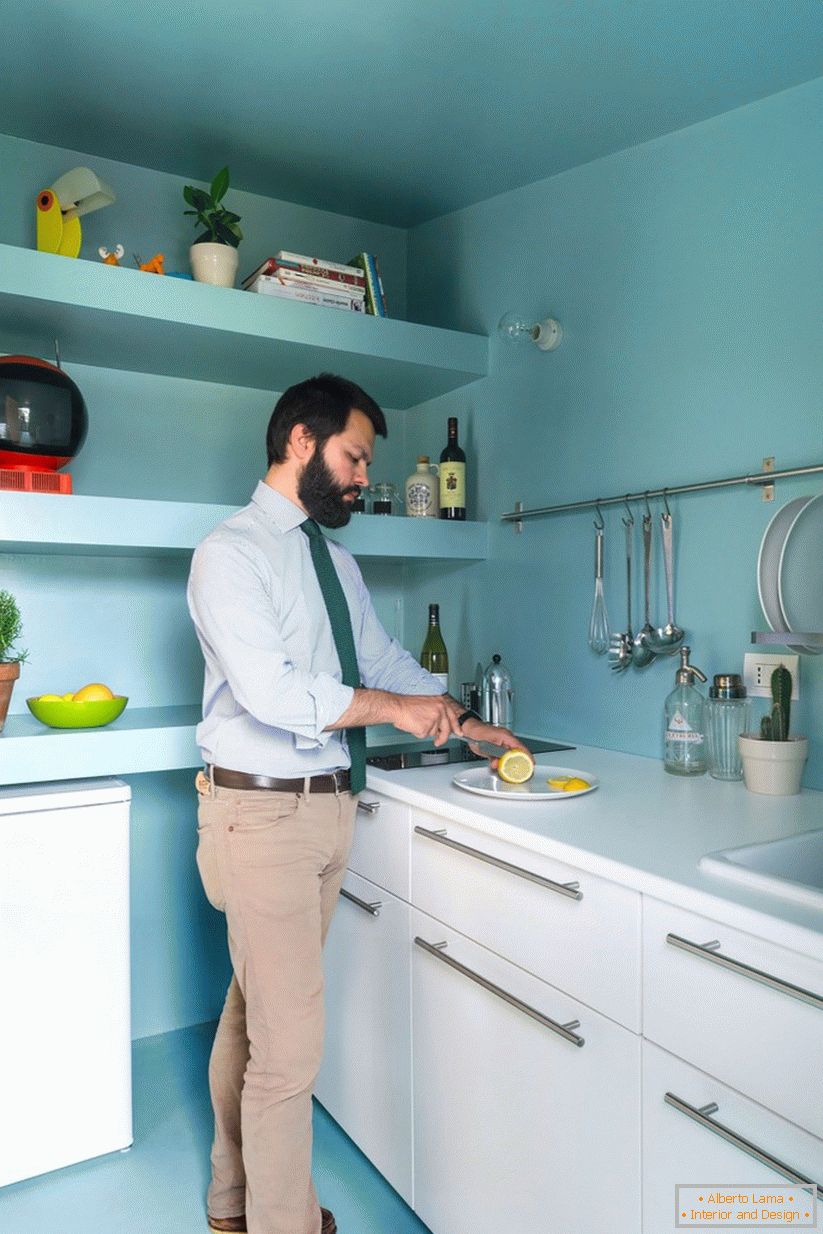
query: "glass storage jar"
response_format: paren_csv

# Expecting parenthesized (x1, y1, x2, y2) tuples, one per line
(706, 674, 750, 781)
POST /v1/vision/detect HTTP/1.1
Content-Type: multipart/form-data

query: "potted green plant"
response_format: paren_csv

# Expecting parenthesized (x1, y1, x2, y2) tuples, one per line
(739, 663, 808, 795)
(183, 166, 243, 287)
(0, 589, 27, 730)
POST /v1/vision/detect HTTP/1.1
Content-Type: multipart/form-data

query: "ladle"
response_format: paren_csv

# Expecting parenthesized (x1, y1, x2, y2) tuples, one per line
(631, 509, 655, 667)
(647, 503, 684, 655)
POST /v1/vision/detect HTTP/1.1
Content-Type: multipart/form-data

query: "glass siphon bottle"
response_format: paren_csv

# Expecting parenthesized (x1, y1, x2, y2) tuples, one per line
(663, 647, 707, 776)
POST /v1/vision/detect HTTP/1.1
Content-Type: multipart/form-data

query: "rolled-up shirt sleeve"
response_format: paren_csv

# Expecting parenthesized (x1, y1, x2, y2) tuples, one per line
(188, 538, 353, 744)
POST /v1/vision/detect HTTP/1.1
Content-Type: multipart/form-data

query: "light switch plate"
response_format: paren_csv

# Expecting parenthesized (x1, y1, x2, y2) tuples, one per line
(743, 652, 799, 699)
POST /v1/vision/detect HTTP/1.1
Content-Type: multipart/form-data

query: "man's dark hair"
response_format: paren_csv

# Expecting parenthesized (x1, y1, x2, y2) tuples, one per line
(266, 373, 387, 466)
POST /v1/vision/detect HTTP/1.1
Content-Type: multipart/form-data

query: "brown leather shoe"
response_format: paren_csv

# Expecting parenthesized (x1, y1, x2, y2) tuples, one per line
(208, 1218, 246, 1234)
(208, 1209, 335, 1233)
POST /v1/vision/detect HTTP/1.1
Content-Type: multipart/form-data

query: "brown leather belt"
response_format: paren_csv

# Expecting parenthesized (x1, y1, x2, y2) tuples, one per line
(211, 766, 352, 794)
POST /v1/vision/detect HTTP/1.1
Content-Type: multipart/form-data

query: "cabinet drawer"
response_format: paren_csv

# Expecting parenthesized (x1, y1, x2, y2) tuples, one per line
(412, 906, 641, 1234)
(643, 1040, 823, 1233)
(348, 791, 410, 900)
(412, 809, 641, 1029)
(643, 897, 823, 1137)
(316, 871, 413, 1205)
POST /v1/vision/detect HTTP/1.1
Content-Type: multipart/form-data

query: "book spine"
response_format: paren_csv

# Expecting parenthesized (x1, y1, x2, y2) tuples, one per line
(349, 254, 386, 317)
(269, 270, 366, 296)
(365, 253, 387, 317)
(249, 278, 365, 311)
(275, 251, 364, 278)
(272, 259, 364, 288)
(371, 253, 388, 315)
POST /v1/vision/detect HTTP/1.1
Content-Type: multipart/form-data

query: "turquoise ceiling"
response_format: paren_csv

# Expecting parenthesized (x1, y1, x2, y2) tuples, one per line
(5, 0, 822, 226)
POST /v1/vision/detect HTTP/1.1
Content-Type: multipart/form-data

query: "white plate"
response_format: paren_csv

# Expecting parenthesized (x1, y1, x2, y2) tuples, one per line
(777, 491, 823, 652)
(452, 764, 599, 801)
(757, 495, 812, 632)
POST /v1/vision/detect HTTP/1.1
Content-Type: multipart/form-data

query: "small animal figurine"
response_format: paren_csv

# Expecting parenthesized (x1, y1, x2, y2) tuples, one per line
(133, 253, 165, 275)
(98, 244, 125, 266)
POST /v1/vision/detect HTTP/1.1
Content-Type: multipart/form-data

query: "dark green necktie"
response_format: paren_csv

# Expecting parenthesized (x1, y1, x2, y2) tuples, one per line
(301, 518, 366, 793)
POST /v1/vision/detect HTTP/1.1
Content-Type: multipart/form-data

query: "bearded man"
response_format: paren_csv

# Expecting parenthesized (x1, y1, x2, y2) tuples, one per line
(187, 372, 520, 1234)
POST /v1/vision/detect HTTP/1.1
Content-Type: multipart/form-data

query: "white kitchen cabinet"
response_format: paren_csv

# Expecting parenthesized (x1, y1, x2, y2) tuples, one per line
(411, 906, 641, 1234)
(643, 896, 823, 1138)
(315, 869, 413, 1206)
(347, 790, 411, 901)
(412, 808, 642, 1030)
(642, 1040, 823, 1233)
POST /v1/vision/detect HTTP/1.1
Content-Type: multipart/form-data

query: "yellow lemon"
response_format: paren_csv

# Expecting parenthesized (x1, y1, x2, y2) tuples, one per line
(547, 776, 571, 790)
(73, 682, 115, 702)
(496, 748, 535, 785)
(38, 693, 64, 702)
(62, 692, 76, 701)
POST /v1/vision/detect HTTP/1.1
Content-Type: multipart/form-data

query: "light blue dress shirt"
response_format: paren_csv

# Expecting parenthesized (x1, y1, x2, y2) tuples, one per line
(187, 482, 443, 777)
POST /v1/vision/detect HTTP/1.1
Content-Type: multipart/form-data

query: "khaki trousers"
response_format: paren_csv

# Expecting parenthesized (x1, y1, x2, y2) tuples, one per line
(195, 776, 357, 1234)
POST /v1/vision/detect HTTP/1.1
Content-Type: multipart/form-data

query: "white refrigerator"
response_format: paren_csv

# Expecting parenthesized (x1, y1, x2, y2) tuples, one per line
(0, 779, 132, 1186)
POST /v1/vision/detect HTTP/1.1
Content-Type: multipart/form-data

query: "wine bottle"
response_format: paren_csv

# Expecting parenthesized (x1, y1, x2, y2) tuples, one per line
(439, 416, 466, 520)
(420, 603, 449, 690)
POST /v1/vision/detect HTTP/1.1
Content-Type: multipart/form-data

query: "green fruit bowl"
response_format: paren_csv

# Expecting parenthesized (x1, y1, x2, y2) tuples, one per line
(26, 695, 129, 729)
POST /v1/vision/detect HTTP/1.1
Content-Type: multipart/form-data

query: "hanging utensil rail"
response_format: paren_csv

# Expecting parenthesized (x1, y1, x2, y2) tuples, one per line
(502, 460, 823, 527)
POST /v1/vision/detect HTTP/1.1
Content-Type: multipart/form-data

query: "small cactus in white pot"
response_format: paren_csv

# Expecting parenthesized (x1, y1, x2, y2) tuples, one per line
(739, 664, 807, 795)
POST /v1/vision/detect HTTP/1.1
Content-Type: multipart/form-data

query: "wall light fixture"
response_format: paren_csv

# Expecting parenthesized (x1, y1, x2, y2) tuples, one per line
(497, 311, 563, 351)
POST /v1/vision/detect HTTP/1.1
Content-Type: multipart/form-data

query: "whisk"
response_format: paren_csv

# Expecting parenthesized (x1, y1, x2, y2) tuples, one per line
(588, 509, 610, 654)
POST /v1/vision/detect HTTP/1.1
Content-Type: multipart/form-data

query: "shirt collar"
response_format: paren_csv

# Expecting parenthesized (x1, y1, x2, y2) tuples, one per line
(250, 481, 308, 534)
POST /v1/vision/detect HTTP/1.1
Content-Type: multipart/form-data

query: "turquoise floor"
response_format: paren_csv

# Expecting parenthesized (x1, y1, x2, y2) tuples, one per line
(0, 1021, 432, 1234)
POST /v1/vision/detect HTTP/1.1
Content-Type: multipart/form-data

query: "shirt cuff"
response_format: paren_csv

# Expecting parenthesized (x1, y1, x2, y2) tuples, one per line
(293, 678, 355, 749)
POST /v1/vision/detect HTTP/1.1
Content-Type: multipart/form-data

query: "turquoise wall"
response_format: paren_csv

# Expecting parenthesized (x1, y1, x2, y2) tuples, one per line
(1, 134, 409, 1038)
(405, 79, 823, 787)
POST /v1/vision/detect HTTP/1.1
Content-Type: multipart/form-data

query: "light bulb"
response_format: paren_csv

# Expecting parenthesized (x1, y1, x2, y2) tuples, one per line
(497, 312, 563, 351)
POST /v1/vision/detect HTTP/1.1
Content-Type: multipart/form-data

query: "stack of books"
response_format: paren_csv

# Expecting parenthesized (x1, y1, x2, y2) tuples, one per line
(242, 251, 367, 313)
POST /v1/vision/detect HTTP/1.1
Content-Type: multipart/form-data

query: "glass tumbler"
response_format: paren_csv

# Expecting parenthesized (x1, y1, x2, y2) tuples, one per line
(706, 675, 750, 781)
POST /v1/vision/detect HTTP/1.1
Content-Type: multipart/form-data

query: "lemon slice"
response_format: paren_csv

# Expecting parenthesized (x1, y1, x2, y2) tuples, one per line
(497, 748, 535, 784)
(547, 776, 590, 792)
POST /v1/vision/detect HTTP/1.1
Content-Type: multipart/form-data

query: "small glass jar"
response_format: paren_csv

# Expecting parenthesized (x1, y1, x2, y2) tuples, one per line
(706, 674, 750, 781)
(370, 482, 401, 515)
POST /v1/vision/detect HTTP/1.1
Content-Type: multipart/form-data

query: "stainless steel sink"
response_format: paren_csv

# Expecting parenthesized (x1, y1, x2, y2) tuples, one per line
(698, 828, 823, 910)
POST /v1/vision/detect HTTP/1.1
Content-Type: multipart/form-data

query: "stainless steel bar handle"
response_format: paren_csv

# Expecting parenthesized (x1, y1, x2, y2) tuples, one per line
(357, 800, 381, 815)
(414, 825, 582, 900)
(415, 936, 585, 1047)
(665, 1092, 823, 1199)
(340, 888, 382, 916)
(666, 933, 823, 1010)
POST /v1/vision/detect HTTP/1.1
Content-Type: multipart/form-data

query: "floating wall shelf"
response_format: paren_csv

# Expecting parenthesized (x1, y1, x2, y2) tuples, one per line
(0, 245, 488, 407)
(0, 493, 488, 560)
(0, 706, 202, 786)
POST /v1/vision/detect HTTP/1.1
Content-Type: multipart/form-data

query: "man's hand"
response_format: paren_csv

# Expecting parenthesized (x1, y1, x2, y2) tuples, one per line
(392, 693, 464, 745)
(457, 716, 531, 768)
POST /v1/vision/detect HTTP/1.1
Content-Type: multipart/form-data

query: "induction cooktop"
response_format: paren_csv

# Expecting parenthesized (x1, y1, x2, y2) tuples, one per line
(365, 736, 573, 770)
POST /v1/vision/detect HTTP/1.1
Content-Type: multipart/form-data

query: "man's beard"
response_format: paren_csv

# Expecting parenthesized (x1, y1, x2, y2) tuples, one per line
(297, 447, 361, 529)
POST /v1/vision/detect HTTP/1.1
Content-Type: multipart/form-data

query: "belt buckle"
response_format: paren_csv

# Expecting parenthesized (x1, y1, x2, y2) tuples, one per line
(331, 769, 346, 794)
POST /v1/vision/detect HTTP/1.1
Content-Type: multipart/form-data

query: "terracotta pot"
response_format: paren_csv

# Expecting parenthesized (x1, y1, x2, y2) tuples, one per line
(189, 242, 239, 288)
(738, 733, 808, 796)
(0, 660, 21, 730)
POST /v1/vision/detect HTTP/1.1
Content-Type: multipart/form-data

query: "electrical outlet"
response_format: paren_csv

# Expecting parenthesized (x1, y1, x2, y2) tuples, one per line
(742, 653, 799, 699)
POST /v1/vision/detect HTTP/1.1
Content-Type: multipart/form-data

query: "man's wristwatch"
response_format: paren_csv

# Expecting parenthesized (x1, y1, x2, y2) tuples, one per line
(457, 708, 482, 727)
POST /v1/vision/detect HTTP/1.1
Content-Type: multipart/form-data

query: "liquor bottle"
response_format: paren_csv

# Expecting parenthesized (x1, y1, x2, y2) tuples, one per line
(420, 603, 449, 690)
(439, 416, 466, 520)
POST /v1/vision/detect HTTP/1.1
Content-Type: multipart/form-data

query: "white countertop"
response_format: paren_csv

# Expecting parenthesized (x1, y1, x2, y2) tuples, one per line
(365, 740, 823, 957)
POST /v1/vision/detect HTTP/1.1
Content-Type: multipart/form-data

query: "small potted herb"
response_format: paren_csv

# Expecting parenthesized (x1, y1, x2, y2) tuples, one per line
(739, 663, 808, 795)
(183, 166, 243, 287)
(0, 589, 27, 730)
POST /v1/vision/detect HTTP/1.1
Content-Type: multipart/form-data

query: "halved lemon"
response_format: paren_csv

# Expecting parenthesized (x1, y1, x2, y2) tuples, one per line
(496, 748, 535, 784)
(547, 776, 590, 792)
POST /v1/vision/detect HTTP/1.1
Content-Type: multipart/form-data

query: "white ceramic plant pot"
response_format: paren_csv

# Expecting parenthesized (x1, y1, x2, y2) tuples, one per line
(189, 242, 239, 288)
(738, 733, 808, 796)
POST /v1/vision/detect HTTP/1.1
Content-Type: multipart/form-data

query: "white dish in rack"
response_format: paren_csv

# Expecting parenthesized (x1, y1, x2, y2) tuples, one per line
(452, 765, 599, 801)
